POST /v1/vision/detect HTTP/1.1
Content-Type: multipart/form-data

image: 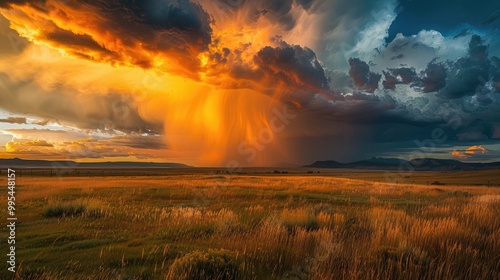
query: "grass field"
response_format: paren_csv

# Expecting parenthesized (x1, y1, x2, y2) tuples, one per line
(2, 171, 500, 279)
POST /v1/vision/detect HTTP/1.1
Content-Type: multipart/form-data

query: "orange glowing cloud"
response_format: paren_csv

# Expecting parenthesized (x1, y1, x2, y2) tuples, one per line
(451, 150, 468, 159)
(0, 0, 213, 79)
(0, 0, 332, 166)
(0, 0, 329, 95)
(465, 145, 487, 155)
(452, 145, 489, 159)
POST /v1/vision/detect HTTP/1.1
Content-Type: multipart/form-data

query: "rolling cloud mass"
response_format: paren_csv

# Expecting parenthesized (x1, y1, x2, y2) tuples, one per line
(0, 0, 499, 165)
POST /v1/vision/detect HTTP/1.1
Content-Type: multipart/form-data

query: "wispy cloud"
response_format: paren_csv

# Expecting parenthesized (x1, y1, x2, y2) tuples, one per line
(0, 117, 26, 124)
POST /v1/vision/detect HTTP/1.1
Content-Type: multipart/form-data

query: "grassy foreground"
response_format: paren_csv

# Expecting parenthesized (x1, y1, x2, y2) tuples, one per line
(2, 174, 500, 279)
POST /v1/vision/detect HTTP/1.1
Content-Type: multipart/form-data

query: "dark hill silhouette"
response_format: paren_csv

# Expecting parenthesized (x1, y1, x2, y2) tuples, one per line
(306, 157, 500, 171)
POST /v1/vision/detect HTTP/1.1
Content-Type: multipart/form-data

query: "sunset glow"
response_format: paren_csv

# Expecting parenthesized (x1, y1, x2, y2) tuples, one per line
(0, 0, 499, 166)
(2, 2, 500, 278)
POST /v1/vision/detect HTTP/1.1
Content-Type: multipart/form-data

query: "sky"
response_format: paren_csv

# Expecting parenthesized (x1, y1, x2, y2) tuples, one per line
(0, 0, 499, 166)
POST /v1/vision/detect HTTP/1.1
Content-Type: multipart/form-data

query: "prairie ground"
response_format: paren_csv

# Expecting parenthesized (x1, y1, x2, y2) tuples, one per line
(1, 170, 500, 279)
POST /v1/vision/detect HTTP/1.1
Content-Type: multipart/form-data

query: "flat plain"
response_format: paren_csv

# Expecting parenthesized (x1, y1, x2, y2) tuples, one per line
(2, 169, 500, 279)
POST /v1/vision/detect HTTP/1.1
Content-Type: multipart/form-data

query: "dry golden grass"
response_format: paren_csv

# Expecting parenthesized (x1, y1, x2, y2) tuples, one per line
(5, 174, 500, 279)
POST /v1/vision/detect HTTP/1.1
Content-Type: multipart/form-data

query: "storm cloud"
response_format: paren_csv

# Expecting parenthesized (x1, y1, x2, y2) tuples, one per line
(348, 58, 381, 93)
(0, 0, 213, 77)
(1, 0, 500, 164)
(254, 42, 330, 93)
(0, 71, 162, 134)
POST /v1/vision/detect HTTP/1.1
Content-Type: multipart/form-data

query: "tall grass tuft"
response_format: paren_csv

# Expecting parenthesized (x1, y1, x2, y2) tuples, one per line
(166, 249, 240, 280)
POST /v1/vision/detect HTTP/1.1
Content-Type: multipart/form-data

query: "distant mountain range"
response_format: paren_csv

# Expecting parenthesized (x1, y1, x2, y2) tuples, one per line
(2, 158, 498, 171)
(305, 157, 500, 171)
(0, 158, 190, 168)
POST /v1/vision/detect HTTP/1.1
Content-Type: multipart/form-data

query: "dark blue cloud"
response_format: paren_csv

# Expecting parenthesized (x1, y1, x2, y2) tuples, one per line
(254, 42, 330, 92)
(439, 35, 491, 98)
(348, 58, 381, 93)
(388, 0, 500, 41)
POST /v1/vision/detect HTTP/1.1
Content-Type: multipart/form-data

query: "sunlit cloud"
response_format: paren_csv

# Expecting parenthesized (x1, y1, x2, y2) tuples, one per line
(0, 116, 26, 124)
(452, 149, 468, 159)
(451, 145, 499, 161)
(465, 145, 488, 155)
(0, 128, 174, 162)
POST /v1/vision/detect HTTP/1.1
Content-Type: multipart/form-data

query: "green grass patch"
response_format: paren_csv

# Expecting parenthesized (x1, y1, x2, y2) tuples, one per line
(43, 203, 86, 218)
